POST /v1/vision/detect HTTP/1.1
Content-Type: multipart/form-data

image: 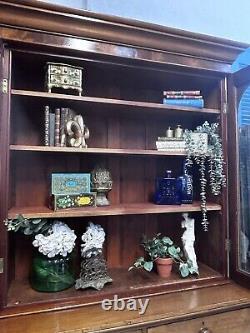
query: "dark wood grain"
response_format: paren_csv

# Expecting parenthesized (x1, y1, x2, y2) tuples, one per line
(7, 263, 223, 309)
(0, 0, 247, 325)
(10, 145, 187, 156)
(11, 89, 220, 114)
(2, 282, 250, 333)
(8, 202, 221, 219)
(0, 0, 246, 65)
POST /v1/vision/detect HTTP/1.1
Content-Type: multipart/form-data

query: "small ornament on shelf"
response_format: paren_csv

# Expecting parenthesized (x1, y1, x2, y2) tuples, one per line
(156, 125, 185, 152)
(91, 166, 112, 206)
(44, 107, 90, 149)
(75, 222, 112, 290)
(63, 111, 90, 148)
(45, 62, 83, 96)
(50, 173, 97, 210)
(154, 170, 181, 205)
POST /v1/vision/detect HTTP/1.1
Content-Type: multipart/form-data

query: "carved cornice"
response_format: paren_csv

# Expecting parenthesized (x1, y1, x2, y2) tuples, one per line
(0, 0, 248, 64)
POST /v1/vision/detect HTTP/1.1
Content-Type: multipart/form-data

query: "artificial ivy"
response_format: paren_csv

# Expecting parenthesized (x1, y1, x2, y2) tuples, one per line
(184, 122, 226, 231)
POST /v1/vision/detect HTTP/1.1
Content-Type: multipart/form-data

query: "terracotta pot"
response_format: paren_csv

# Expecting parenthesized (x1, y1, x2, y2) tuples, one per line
(155, 257, 173, 278)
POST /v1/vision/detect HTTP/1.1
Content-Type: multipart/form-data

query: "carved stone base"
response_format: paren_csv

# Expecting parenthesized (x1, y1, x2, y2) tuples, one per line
(75, 253, 112, 291)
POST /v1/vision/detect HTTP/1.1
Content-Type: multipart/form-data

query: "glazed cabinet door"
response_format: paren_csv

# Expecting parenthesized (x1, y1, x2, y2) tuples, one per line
(229, 65, 250, 286)
(0, 41, 11, 307)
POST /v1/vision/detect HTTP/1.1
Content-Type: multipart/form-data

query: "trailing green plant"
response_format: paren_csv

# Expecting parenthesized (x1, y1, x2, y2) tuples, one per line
(4, 214, 51, 235)
(184, 122, 226, 231)
(129, 233, 198, 278)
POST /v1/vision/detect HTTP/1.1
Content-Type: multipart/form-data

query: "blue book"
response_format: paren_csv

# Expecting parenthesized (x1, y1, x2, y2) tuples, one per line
(163, 98, 204, 108)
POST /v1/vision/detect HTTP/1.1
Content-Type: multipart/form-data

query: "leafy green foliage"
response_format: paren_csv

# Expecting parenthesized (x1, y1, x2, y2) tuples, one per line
(129, 233, 198, 278)
(184, 122, 226, 231)
(4, 215, 51, 236)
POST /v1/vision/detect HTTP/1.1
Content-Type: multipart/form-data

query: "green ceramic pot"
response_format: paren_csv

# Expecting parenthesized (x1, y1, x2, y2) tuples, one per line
(30, 252, 75, 292)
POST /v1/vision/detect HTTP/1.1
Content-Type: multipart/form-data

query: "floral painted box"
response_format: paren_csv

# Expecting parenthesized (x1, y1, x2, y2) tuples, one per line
(51, 173, 91, 195)
(52, 193, 96, 211)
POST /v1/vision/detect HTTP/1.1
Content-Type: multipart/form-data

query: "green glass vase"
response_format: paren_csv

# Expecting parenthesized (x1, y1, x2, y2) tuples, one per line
(30, 252, 75, 292)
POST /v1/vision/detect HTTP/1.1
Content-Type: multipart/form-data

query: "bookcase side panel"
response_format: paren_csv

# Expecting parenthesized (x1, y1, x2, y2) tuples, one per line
(0, 44, 11, 308)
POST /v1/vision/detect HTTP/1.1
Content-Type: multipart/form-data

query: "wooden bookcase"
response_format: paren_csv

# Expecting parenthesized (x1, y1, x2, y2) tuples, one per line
(2, 46, 226, 309)
(1, 2, 250, 331)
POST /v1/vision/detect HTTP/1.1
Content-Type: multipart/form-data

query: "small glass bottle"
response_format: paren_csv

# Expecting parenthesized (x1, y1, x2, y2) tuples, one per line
(154, 170, 181, 205)
(177, 162, 193, 204)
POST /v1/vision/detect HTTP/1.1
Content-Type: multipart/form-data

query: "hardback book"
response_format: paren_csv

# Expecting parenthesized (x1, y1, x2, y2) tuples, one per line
(60, 107, 69, 147)
(49, 112, 55, 146)
(54, 108, 61, 147)
(44, 105, 50, 146)
(163, 98, 204, 108)
(163, 90, 201, 96)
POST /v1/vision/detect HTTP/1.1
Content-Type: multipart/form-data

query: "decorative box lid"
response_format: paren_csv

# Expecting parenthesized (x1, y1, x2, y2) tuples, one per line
(51, 173, 91, 195)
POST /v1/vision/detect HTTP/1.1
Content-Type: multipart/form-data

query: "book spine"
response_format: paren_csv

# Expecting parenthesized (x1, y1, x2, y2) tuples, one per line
(163, 90, 201, 96)
(60, 108, 68, 147)
(157, 148, 185, 152)
(49, 112, 55, 146)
(54, 108, 61, 147)
(156, 141, 186, 149)
(163, 98, 204, 108)
(164, 95, 202, 99)
(157, 137, 184, 141)
(44, 105, 50, 146)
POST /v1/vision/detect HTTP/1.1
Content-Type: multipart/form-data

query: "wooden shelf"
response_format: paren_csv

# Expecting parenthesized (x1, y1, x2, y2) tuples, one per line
(11, 89, 220, 115)
(10, 145, 186, 156)
(7, 263, 225, 311)
(8, 202, 221, 219)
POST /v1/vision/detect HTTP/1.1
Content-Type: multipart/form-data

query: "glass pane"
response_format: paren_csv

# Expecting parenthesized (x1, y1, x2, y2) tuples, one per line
(238, 86, 250, 272)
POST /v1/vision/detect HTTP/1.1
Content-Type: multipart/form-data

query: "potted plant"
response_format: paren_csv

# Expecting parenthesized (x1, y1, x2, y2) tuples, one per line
(184, 121, 226, 231)
(5, 215, 77, 292)
(129, 233, 197, 278)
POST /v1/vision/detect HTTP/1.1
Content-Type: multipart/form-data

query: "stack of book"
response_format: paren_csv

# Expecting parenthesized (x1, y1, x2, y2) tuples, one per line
(163, 90, 204, 108)
(156, 137, 185, 152)
(44, 106, 70, 147)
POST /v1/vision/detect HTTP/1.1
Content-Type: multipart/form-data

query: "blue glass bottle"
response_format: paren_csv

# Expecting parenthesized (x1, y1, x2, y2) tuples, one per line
(177, 163, 193, 204)
(154, 170, 181, 205)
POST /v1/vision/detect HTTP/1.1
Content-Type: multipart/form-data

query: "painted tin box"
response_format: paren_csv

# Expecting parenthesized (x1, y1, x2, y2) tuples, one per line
(51, 173, 91, 195)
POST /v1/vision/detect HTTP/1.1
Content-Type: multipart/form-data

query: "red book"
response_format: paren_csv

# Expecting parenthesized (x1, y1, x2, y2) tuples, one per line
(163, 90, 201, 96)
